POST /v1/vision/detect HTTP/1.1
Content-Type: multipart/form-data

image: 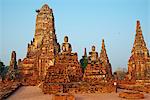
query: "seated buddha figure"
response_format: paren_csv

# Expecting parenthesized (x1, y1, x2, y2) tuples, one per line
(62, 36, 72, 54)
(88, 45, 98, 63)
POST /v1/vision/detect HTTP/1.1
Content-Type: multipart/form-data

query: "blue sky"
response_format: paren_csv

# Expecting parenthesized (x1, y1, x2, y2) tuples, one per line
(0, 0, 150, 72)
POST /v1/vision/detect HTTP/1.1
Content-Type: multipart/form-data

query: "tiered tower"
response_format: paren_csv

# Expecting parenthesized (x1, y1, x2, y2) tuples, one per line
(44, 36, 82, 83)
(43, 36, 82, 94)
(19, 4, 60, 85)
(83, 39, 112, 83)
(99, 39, 112, 78)
(27, 4, 60, 58)
(128, 20, 150, 80)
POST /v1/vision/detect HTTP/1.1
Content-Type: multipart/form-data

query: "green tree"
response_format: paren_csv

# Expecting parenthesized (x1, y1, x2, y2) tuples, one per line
(80, 57, 88, 73)
(0, 61, 5, 74)
(114, 67, 127, 80)
(0, 61, 5, 81)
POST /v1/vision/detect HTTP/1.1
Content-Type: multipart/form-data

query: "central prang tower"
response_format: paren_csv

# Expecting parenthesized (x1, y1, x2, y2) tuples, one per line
(19, 4, 60, 85)
(27, 4, 60, 58)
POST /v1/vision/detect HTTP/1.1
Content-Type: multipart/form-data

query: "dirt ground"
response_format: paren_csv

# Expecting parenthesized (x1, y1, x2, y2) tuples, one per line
(7, 86, 150, 100)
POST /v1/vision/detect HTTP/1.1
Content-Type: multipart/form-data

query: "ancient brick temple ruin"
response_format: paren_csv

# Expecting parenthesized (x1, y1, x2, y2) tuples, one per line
(18, 4, 60, 85)
(43, 36, 83, 94)
(5, 51, 19, 80)
(99, 39, 112, 78)
(18, 4, 84, 86)
(44, 36, 82, 83)
(15, 4, 115, 93)
(9, 4, 149, 94)
(127, 20, 150, 80)
(9, 51, 17, 73)
(83, 39, 112, 83)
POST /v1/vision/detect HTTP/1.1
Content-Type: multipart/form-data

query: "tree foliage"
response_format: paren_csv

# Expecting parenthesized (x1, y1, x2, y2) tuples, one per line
(0, 61, 5, 81)
(80, 57, 88, 73)
(0, 61, 9, 81)
(114, 67, 127, 80)
(0, 61, 5, 75)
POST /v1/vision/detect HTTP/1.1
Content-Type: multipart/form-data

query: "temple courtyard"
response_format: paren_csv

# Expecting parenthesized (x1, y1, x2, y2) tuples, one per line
(7, 86, 150, 100)
(0, 3, 150, 100)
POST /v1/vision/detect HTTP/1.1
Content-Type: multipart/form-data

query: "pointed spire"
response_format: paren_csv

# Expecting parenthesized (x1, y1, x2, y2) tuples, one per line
(131, 20, 148, 56)
(136, 20, 142, 33)
(102, 39, 105, 50)
(40, 4, 51, 12)
(84, 48, 87, 57)
(128, 20, 150, 80)
(99, 39, 112, 77)
(100, 39, 108, 63)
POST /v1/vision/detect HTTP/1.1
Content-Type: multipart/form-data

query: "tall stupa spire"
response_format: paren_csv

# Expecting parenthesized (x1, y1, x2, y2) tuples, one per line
(26, 4, 60, 58)
(128, 20, 150, 80)
(20, 4, 60, 84)
(99, 39, 112, 77)
(100, 39, 109, 63)
(34, 4, 56, 49)
(131, 20, 148, 56)
(84, 48, 87, 57)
